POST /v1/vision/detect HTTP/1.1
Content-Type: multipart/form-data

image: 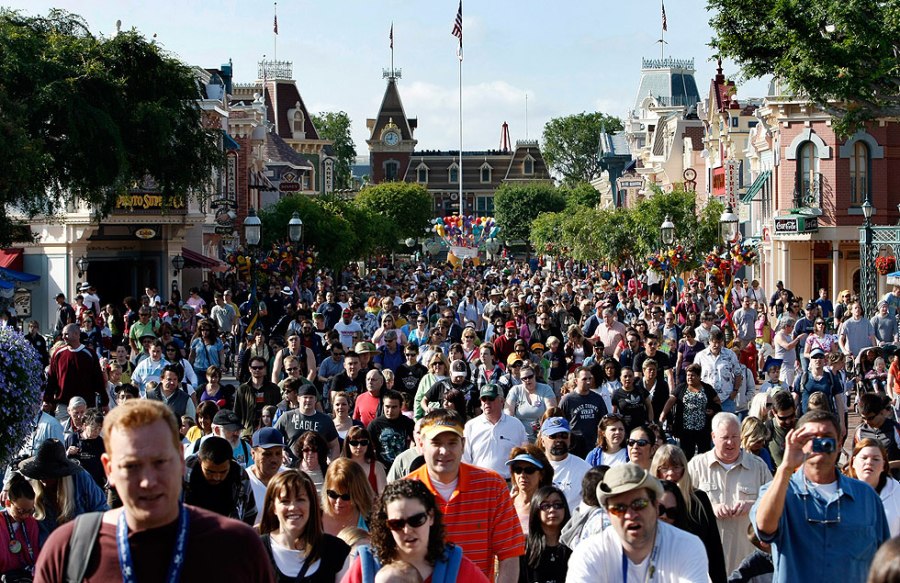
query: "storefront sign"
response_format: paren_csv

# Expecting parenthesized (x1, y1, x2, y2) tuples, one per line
(280, 171, 300, 192)
(13, 288, 31, 318)
(323, 158, 334, 193)
(725, 159, 740, 208)
(712, 167, 725, 196)
(774, 215, 818, 234)
(135, 228, 157, 240)
(115, 194, 186, 211)
(226, 153, 237, 201)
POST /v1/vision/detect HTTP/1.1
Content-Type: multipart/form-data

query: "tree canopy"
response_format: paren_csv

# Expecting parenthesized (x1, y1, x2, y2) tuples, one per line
(353, 181, 433, 246)
(311, 111, 356, 190)
(493, 182, 566, 243)
(708, 0, 900, 135)
(542, 112, 624, 185)
(0, 10, 222, 245)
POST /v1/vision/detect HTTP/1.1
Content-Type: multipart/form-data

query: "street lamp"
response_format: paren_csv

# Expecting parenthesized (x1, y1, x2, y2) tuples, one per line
(660, 215, 675, 246)
(171, 254, 185, 276)
(244, 207, 262, 246)
(861, 200, 876, 314)
(719, 205, 740, 245)
(288, 211, 303, 243)
(244, 208, 262, 332)
(76, 256, 90, 279)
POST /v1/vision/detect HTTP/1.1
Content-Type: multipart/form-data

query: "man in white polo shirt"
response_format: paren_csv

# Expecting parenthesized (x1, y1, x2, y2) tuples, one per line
(462, 384, 528, 480)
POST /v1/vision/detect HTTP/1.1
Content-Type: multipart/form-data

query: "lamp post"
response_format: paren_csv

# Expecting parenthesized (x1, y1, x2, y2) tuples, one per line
(860, 200, 877, 315)
(660, 215, 675, 247)
(288, 211, 303, 243)
(171, 254, 185, 300)
(244, 208, 262, 331)
(719, 206, 741, 345)
(76, 256, 90, 280)
(719, 205, 740, 247)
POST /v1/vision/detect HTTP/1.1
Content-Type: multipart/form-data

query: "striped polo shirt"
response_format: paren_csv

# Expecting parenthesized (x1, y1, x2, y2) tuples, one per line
(406, 462, 525, 578)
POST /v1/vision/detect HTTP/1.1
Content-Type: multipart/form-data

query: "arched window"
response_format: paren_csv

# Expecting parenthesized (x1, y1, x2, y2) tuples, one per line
(850, 141, 870, 204)
(797, 141, 819, 206)
(449, 163, 459, 183)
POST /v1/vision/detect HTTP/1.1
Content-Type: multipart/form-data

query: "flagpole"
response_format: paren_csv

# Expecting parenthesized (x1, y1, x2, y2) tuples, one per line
(660, 1, 665, 60)
(458, 48, 463, 208)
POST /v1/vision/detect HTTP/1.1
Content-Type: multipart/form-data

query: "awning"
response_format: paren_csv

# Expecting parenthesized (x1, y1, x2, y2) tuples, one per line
(0, 248, 23, 271)
(0, 265, 40, 289)
(222, 131, 240, 151)
(741, 170, 771, 204)
(181, 247, 228, 272)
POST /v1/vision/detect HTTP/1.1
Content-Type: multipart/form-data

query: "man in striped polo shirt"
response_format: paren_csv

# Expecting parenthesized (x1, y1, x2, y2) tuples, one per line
(406, 409, 525, 582)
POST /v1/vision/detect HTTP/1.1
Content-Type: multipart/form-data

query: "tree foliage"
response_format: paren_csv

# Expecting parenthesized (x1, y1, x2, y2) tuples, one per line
(352, 182, 433, 245)
(0, 10, 222, 245)
(542, 112, 624, 185)
(560, 182, 601, 210)
(494, 182, 566, 243)
(708, 0, 900, 135)
(311, 111, 356, 190)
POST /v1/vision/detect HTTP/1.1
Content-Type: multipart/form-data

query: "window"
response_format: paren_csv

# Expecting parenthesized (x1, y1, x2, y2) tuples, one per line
(523, 156, 534, 175)
(385, 161, 400, 181)
(797, 141, 819, 205)
(476, 196, 494, 217)
(416, 164, 429, 184)
(480, 164, 492, 183)
(730, 117, 739, 128)
(449, 163, 459, 183)
(748, 120, 758, 128)
(850, 141, 870, 204)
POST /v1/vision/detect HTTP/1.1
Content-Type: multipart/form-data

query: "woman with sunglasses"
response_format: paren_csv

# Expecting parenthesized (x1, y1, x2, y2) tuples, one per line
(520, 485, 572, 583)
(414, 353, 449, 419)
(650, 444, 727, 583)
(258, 469, 352, 582)
(624, 425, 656, 471)
(291, 432, 329, 495)
(406, 315, 430, 349)
(372, 313, 407, 349)
(586, 414, 629, 468)
(322, 458, 374, 537)
(657, 480, 691, 531)
(164, 341, 199, 394)
(341, 427, 386, 496)
(505, 364, 557, 442)
(803, 315, 835, 360)
(506, 446, 554, 534)
(342, 479, 488, 583)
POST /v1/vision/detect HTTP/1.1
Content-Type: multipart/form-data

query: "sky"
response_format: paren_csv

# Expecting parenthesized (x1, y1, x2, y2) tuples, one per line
(6, 1, 770, 156)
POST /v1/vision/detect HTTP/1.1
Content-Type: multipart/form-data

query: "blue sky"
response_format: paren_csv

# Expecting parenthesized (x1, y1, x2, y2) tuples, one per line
(7, 1, 769, 155)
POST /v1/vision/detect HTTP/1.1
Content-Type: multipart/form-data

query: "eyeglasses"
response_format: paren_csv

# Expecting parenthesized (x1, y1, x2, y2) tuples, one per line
(816, 321, 825, 325)
(657, 464, 684, 475)
(510, 363, 522, 368)
(480, 395, 498, 402)
(539, 501, 566, 512)
(285, 367, 298, 372)
(520, 374, 535, 381)
(250, 366, 265, 371)
(301, 447, 317, 454)
(348, 439, 369, 447)
(803, 491, 841, 525)
(627, 439, 650, 447)
(326, 490, 351, 501)
(385, 511, 429, 531)
(607, 497, 651, 517)
(333, 352, 344, 357)
(511, 465, 539, 475)
(658, 504, 677, 519)
(550, 432, 570, 440)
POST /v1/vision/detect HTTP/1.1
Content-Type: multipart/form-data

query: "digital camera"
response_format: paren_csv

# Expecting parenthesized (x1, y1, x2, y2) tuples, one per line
(811, 437, 837, 454)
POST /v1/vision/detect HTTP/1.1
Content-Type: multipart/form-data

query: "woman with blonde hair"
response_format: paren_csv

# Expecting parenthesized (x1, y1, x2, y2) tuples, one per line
(651, 444, 727, 583)
(740, 416, 774, 472)
(747, 392, 773, 421)
(258, 469, 352, 582)
(321, 458, 374, 537)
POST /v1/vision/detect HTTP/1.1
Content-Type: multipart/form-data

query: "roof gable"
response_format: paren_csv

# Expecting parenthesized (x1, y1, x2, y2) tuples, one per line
(370, 78, 416, 141)
(263, 81, 320, 141)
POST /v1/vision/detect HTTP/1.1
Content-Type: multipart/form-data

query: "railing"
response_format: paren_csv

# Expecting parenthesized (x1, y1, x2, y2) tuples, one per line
(642, 57, 695, 70)
(793, 172, 821, 208)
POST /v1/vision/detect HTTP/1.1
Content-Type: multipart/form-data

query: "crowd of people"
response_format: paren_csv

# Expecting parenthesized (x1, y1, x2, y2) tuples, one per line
(4, 259, 900, 582)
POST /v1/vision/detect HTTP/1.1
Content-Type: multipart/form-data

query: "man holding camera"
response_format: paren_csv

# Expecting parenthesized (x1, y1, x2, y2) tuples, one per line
(751, 410, 890, 583)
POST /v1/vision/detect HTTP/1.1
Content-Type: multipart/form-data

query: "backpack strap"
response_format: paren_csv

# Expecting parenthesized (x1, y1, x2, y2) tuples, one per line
(432, 544, 463, 583)
(65, 511, 104, 582)
(357, 545, 380, 583)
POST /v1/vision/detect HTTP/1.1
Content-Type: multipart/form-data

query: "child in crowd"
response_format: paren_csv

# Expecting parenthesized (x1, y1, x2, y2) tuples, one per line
(759, 357, 789, 395)
(867, 356, 890, 394)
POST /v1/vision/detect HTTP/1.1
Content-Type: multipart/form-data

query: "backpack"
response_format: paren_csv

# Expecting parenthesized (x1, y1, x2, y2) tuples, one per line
(358, 544, 462, 583)
(63, 512, 104, 582)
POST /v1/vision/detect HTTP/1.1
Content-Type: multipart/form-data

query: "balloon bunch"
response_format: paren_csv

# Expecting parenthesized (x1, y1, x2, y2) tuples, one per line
(646, 244, 687, 274)
(432, 215, 501, 249)
(729, 242, 758, 268)
(225, 242, 316, 282)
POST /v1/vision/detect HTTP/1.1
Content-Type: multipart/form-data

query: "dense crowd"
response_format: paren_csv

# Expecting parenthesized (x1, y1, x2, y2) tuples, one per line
(4, 259, 900, 582)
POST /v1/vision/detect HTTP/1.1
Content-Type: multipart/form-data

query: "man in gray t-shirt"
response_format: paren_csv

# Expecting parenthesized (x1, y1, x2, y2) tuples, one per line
(732, 297, 758, 342)
(870, 301, 898, 345)
(839, 302, 876, 357)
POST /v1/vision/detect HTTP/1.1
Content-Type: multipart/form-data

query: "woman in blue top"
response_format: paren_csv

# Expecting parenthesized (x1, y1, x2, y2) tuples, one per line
(189, 321, 224, 387)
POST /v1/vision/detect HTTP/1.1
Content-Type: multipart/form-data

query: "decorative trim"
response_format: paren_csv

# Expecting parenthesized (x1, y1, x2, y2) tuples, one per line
(838, 130, 884, 159)
(785, 129, 830, 160)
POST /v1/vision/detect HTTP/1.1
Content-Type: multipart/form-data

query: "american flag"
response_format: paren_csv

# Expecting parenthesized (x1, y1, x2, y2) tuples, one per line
(390, 23, 393, 49)
(451, 1, 462, 46)
(274, 14, 278, 35)
(662, 2, 667, 32)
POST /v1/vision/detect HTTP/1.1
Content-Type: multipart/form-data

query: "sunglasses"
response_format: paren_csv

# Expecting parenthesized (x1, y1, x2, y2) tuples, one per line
(539, 501, 566, 512)
(250, 366, 265, 371)
(520, 374, 535, 381)
(348, 439, 369, 447)
(511, 465, 539, 475)
(385, 511, 429, 531)
(776, 413, 796, 422)
(301, 447, 318, 454)
(606, 497, 651, 517)
(285, 367, 298, 373)
(480, 395, 498, 402)
(627, 439, 650, 447)
(326, 490, 351, 501)
(658, 504, 677, 519)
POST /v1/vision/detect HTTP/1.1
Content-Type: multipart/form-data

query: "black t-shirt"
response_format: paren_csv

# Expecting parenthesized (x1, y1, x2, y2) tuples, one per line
(395, 362, 427, 398)
(612, 386, 652, 431)
(367, 415, 415, 466)
(184, 460, 242, 518)
(559, 391, 608, 456)
(274, 409, 339, 447)
(633, 350, 672, 374)
(330, 371, 363, 400)
(64, 434, 106, 490)
(519, 544, 572, 583)
(637, 378, 670, 424)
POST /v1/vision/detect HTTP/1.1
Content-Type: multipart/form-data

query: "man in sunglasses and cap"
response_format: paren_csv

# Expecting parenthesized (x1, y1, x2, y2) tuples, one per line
(567, 463, 708, 582)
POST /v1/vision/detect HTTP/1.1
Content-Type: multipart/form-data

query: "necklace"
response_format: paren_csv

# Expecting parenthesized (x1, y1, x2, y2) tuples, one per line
(2, 510, 34, 564)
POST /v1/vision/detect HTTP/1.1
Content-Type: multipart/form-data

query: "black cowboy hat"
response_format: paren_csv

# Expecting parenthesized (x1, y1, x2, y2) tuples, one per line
(18, 439, 81, 481)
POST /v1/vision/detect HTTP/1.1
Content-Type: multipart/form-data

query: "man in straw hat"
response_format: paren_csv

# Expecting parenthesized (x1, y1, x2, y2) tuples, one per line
(567, 463, 708, 582)
(33, 400, 272, 581)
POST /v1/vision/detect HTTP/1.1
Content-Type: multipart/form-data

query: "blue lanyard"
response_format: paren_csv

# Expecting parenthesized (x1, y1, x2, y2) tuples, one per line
(117, 505, 189, 583)
(621, 538, 658, 583)
(2, 510, 35, 565)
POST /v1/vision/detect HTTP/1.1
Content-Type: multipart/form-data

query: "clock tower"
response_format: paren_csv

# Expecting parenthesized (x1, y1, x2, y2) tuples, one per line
(366, 69, 417, 183)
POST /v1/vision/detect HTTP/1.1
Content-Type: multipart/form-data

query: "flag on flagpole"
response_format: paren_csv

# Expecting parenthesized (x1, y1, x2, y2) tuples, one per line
(390, 23, 393, 49)
(274, 14, 278, 35)
(451, 0, 463, 59)
(662, 2, 667, 32)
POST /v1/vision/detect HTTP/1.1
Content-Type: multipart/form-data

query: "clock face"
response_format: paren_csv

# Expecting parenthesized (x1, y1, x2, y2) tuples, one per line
(683, 168, 697, 181)
(384, 131, 400, 146)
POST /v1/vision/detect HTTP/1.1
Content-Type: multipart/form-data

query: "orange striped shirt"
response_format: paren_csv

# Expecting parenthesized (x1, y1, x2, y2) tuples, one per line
(406, 463, 525, 578)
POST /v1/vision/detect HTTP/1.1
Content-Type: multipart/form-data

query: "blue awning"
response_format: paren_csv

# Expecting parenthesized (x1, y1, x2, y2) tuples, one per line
(741, 170, 771, 204)
(0, 266, 39, 284)
(223, 131, 240, 151)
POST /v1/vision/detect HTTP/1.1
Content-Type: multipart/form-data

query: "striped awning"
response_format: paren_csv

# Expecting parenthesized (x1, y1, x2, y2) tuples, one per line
(741, 170, 771, 203)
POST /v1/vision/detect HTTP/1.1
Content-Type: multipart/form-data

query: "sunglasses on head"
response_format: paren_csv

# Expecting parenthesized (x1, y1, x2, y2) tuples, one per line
(326, 490, 351, 501)
(511, 465, 539, 475)
(348, 439, 369, 447)
(606, 497, 651, 517)
(385, 511, 429, 531)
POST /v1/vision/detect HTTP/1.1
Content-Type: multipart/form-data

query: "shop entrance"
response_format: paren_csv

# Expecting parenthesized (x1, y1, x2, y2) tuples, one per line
(86, 257, 160, 307)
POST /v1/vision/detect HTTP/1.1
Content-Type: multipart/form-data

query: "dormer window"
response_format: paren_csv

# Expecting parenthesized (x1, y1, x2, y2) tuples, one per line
(480, 163, 492, 183)
(416, 163, 429, 184)
(523, 155, 534, 175)
(449, 163, 459, 183)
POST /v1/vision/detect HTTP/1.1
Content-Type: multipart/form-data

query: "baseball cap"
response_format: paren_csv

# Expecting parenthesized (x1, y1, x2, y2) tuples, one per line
(505, 453, 544, 469)
(342, 308, 352, 316)
(252, 427, 285, 449)
(809, 348, 826, 358)
(504, 321, 517, 329)
(297, 384, 318, 397)
(354, 341, 378, 354)
(450, 360, 468, 379)
(540, 417, 570, 436)
(530, 342, 545, 351)
(419, 417, 465, 442)
(596, 463, 664, 505)
(480, 384, 502, 400)
(507, 353, 524, 367)
(212, 409, 241, 430)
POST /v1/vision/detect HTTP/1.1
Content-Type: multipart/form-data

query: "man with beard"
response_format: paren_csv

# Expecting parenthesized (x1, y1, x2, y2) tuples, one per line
(367, 390, 414, 467)
(245, 427, 288, 517)
(540, 417, 591, 512)
(183, 436, 256, 525)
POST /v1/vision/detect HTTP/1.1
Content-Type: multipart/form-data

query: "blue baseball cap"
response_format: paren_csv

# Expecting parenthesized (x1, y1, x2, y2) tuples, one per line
(251, 427, 285, 449)
(540, 417, 570, 436)
(505, 453, 544, 469)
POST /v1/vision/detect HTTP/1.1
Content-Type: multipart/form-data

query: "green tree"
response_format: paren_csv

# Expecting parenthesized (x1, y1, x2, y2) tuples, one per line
(542, 112, 624, 185)
(494, 182, 566, 243)
(311, 111, 356, 190)
(560, 182, 601, 210)
(353, 182, 432, 245)
(708, 0, 900, 135)
(0, 10, 222, 245)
